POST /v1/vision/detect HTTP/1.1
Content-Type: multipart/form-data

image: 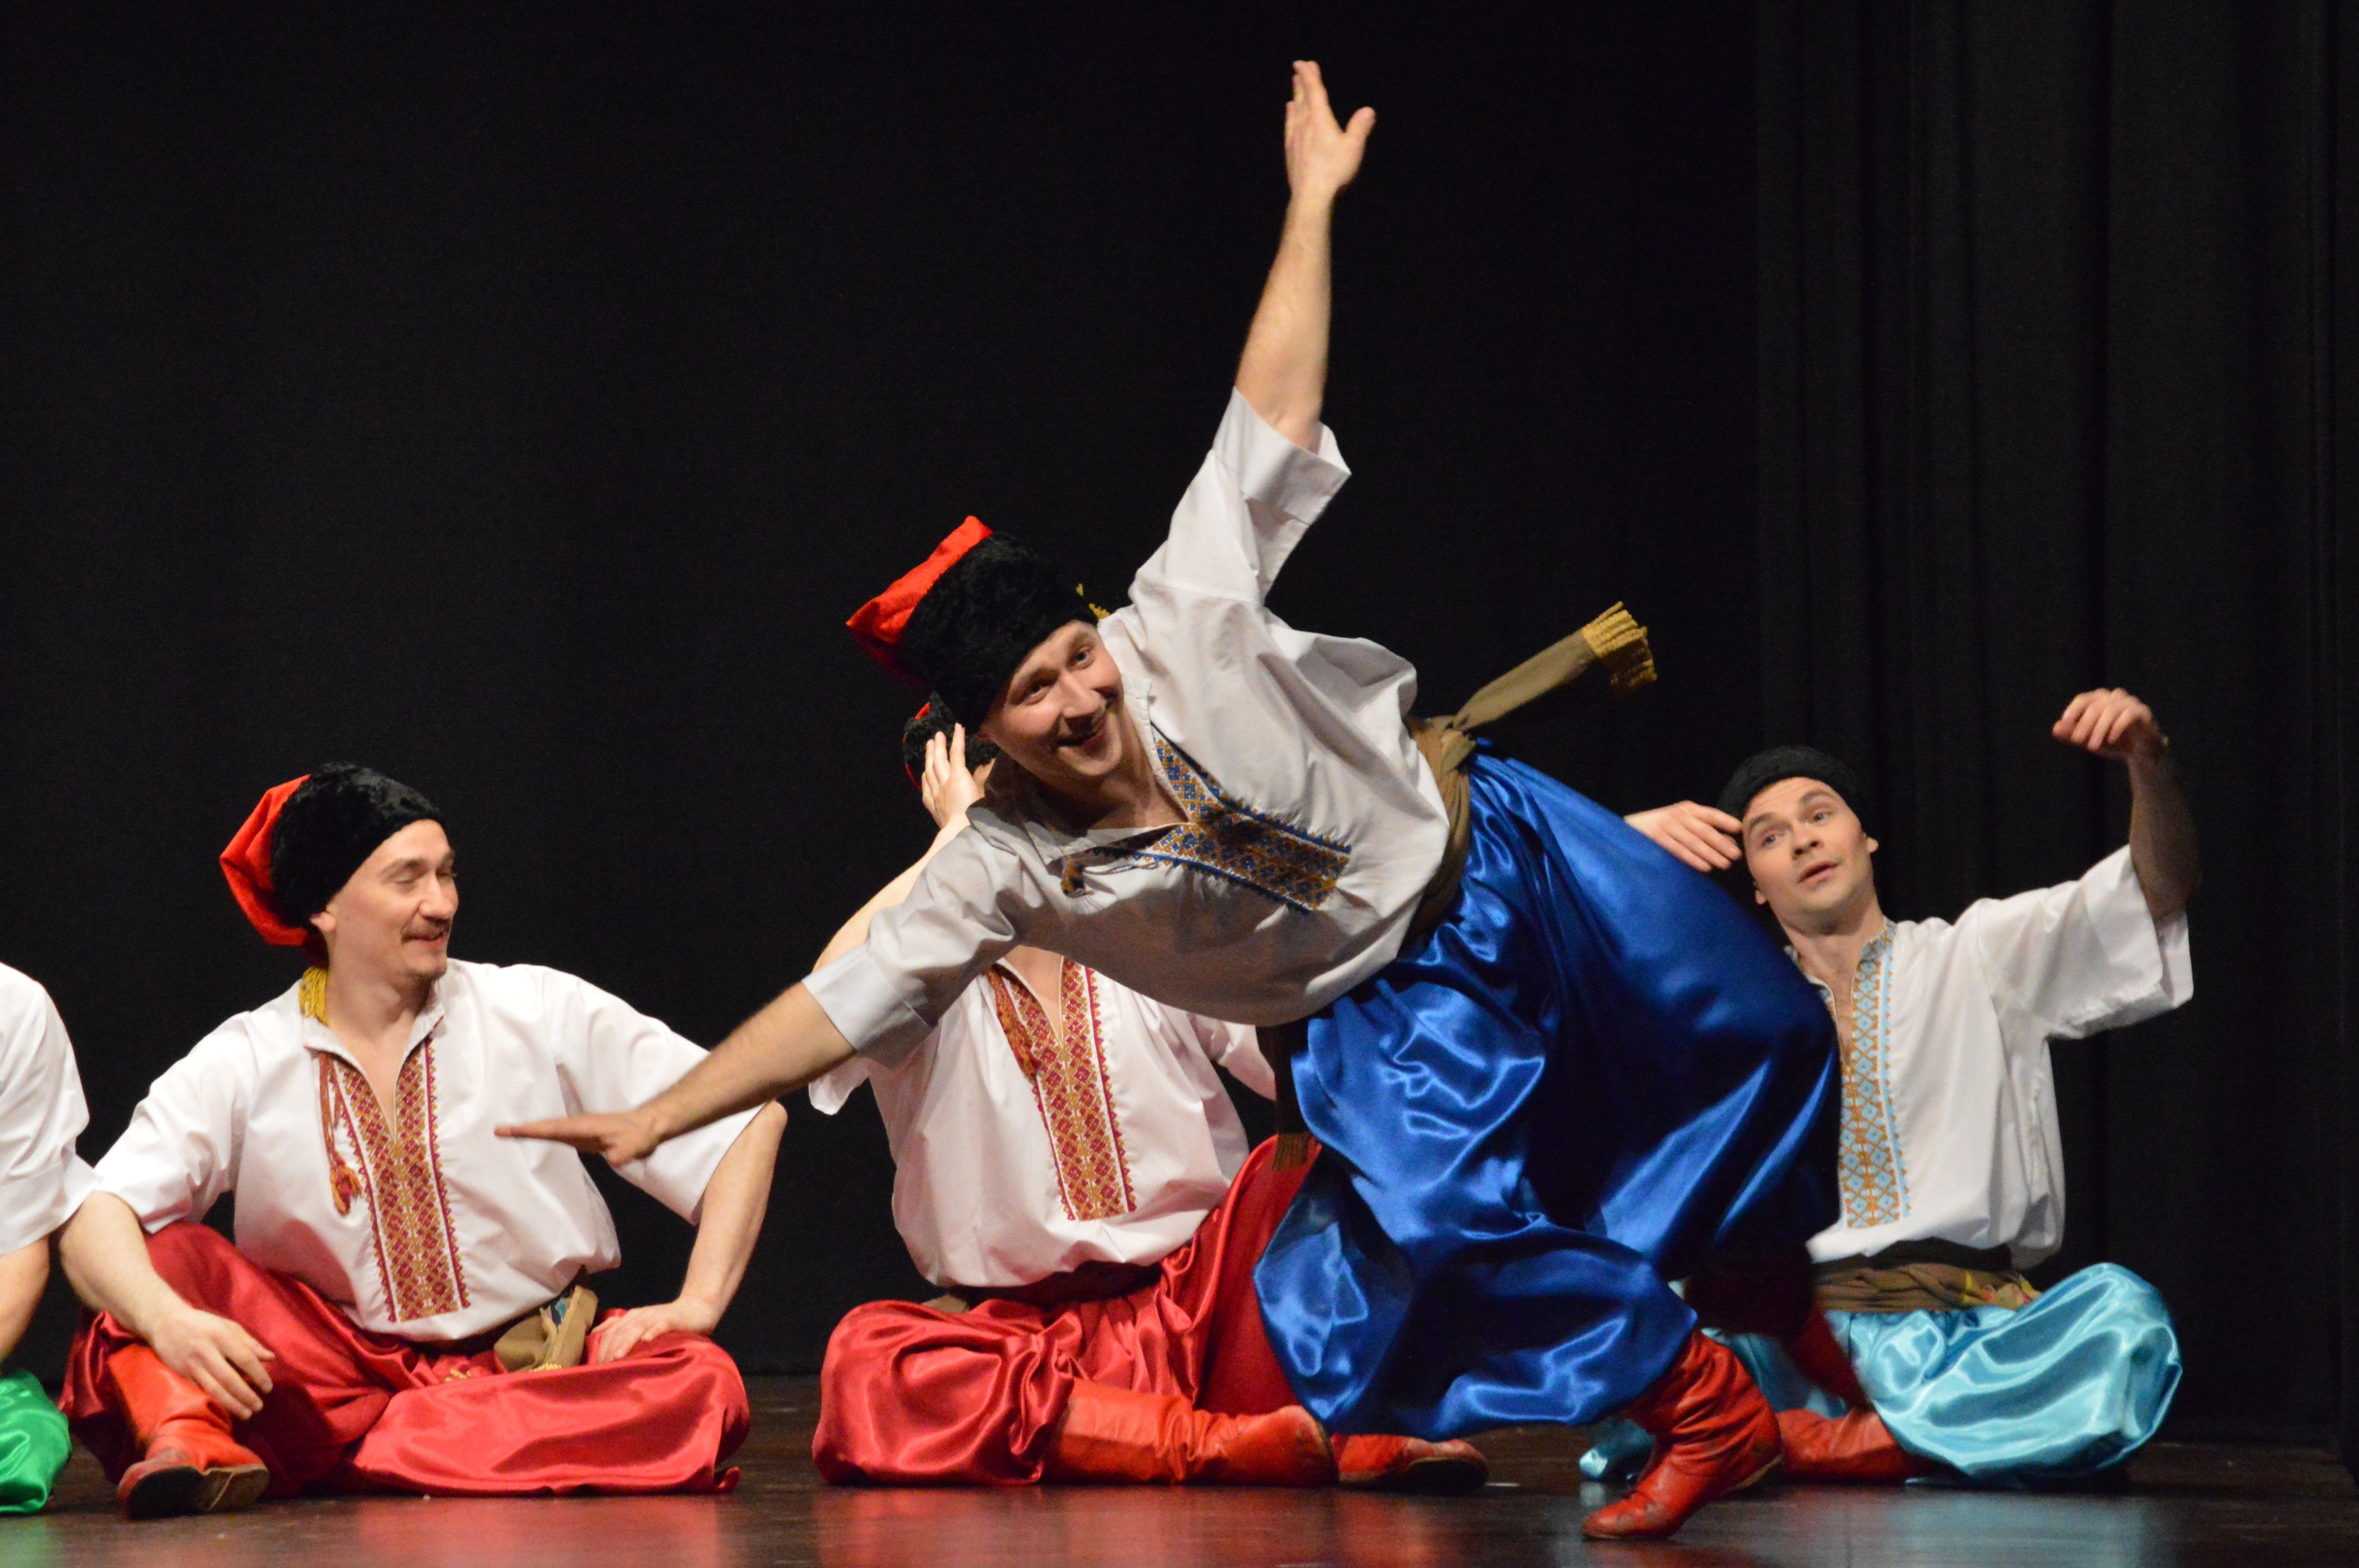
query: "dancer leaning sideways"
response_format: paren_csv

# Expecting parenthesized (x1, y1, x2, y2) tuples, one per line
(511, 61, 1839, 1539)
(0, 965, 98, 1513)
(59, 765, 784, 1517)
(1613, 688, 2194, 1484)
(802, 702, 1485, 1490)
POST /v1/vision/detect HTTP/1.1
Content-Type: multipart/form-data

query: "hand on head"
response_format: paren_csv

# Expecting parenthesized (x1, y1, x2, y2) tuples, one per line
(1285, 60, 1375, 204)
(922, 725, 994, 831)
(2052, 688, 2167, 764)
(1625, 801, 1744, 873)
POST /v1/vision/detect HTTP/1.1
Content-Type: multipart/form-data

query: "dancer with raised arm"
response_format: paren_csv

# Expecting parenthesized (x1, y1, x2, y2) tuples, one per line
(804, 704, 1485, 1489)
(511, 62, 1839, 1538)
(1616, 689, 2193, 1484)
(59, 766, 782, 1516)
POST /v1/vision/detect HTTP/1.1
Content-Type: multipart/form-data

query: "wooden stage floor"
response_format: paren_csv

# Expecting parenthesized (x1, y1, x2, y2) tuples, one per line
(9, 1377, 2357, 1567)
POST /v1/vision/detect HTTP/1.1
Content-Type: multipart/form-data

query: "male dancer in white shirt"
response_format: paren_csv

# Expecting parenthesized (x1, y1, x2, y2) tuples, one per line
(59, 765, 784, 1516)
(1616, 689, 2194, 1483)
(0, 965, 98, 1512)
(802, 706, 1483, 1489)
(513, 62, 1842, 1540)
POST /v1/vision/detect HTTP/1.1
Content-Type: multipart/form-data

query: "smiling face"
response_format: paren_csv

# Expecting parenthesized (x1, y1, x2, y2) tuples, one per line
(311, 819, 458, 986)
(977, 620, 1131, 803)
(1739, 775, 1879, 936)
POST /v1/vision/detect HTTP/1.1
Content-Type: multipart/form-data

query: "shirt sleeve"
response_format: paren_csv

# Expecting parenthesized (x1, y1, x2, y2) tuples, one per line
(1194, 1016, 1274, 1099)
(92, 1024, 250, 1235)
(804, 1056, 874, 1116)
(1966, 844, 2194, 1042)
(0, 981, 96, 1257)
(803, 828, 1029, 1069)
(1124, 390, 1351, 607)
(544, 971, 764, 1222)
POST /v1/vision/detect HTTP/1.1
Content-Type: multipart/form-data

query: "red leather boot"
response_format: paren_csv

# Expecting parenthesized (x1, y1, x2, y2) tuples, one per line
(1333, 1433, 1489, 1494)
(1784, 1310, 1871, 1409)
(1777, 1408, 1936, 1483)
(1042, 1382, 1338, 1486)
(1581, 1332, 1782, 1540)
(105, 1345, 271, 1519)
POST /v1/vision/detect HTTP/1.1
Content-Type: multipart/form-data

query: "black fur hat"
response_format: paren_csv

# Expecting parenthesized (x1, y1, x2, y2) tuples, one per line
(848, 518, 1095, 727)
(901, 695, 1004, 789)
(1717, 745, 1873, 836)
(269, 763, 443, 926)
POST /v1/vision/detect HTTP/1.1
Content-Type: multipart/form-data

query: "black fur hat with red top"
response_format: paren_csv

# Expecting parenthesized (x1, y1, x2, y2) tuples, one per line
(847, 517, 1095, 728)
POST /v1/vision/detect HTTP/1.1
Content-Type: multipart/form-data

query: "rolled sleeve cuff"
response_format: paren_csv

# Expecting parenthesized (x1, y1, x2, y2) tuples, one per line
(2087, 845, 2194, 1014)
(1221, 391, 1350, 517)
(804, 947, 936, 1069)
(0, 1154, 94, 1258)
(619, 1105, 762, 1223)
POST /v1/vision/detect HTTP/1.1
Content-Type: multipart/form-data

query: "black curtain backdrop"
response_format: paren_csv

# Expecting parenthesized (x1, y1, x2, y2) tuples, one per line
(0, 7, 1761, 1380)
(1760, 0, 2356, 1446)
(6, 3, 2352, 1452)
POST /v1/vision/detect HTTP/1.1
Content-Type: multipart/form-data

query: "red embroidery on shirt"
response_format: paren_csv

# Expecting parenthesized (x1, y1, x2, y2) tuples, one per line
(985, 964, 1137, 1222)
(318, 1043, 471, 1323)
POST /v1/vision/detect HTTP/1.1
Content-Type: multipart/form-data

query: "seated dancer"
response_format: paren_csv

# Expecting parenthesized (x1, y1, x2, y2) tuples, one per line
(804, 704, 1485, 1489)
(511, 62, 1838, 1540)
(58, 765, 783, 1517)
(1611, 688, 2193, 1484)
(0, 965, 97, 1513)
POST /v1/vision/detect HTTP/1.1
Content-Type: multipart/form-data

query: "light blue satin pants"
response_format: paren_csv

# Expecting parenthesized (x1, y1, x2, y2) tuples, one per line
(1582, 1264, 2181, 1484)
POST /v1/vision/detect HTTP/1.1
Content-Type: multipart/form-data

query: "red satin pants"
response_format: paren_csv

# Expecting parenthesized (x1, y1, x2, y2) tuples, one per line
(814, 1137, 1315, 1484)
(63, 1222, 749, 1497)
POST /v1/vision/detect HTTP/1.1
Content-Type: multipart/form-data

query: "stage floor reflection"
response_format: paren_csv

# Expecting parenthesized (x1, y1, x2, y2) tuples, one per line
(8, 1378, 2353, 1568)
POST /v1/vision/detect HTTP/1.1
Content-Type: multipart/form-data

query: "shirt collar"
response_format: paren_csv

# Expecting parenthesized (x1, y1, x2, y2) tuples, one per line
(1790, 916, 1893, 999)
(297, 974, 448, 1066)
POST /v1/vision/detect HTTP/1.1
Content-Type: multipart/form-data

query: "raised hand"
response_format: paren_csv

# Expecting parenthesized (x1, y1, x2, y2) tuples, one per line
(1625, 801, 1746, 873)
(150, 1304, 276, 1419)
(589, 1297, 720, 1364)
(496, 1108, 664, 1166)
(921, 725, 994, 832)
(2051, 688, 2167, 764)
(1284, 60, 1375, 206)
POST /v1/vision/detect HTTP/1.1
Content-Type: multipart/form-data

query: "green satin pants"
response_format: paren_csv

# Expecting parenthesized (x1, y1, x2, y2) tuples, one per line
(0, 1370, 69, 1514)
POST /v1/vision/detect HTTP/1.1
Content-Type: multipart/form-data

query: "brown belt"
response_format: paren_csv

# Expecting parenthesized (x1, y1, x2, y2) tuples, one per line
(1269, 604, 1657, 1168)
(1812, 1241, 2040, 1313)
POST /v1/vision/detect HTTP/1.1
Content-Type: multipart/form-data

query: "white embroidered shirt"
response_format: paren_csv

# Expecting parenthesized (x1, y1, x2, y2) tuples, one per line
(0, 964, 98, 1258)
(1804, 846, 2192, 1269)
(808, 391, 1450, 1063)
(92, 960, 760, 1341)
(808, 960, 1272, 1289)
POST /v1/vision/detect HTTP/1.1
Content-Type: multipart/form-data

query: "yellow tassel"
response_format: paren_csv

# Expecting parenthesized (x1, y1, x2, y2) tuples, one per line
(1579, 602, 1657, 695)
(299, 966, 329, 1023)
(1272, 1132, 1313, 1171)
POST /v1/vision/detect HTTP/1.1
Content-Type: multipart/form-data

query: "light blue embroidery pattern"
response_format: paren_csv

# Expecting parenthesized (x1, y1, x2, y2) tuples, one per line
(1833, 928, 1909, 1227)
(1132, 732, 1352, 912)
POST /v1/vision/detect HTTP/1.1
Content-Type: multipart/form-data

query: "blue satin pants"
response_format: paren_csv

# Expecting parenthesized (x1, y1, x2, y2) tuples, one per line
(1254, 753, 1840, 1438)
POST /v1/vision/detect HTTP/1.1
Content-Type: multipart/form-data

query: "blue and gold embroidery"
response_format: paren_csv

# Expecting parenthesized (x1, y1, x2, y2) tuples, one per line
(1133, 733, 1351, 912)
(1832, 929, 1909, 1228)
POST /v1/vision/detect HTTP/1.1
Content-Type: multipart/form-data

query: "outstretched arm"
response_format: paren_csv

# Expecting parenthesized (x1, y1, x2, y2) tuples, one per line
(591, 1101, 786, 1363)
(1234, 61, 1375, 450)
(2052, 688, 2200, 920)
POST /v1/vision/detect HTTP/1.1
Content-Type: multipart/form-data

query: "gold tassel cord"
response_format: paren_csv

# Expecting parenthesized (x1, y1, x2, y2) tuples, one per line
(299, 966, 330, 1023)
(1577, 602, 1657, 696)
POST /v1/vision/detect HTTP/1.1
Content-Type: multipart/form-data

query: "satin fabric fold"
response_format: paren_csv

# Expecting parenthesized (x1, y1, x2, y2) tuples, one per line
(0, 1369, 70, 1513)
(814, 1137, 1311, 1485)
(63, 1221, 747, 1496)
(1259, 753, 1840, 1437)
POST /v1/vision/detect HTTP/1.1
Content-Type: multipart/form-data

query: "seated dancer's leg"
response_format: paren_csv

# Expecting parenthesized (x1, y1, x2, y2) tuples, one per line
(1808, 1264, 2180, 1484)
(0, 1369, 72, 1515)
(343, 1326, 749, 1496)
(816, 1141, 1483, 1489)
(1260, 755, 1839, 1538)
(63, 1221, 399, 1508)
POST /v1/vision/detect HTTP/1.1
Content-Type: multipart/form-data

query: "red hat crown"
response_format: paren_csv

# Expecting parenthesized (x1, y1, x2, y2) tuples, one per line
(846, 517, 994, 678)
(220, 774, 316, 948)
